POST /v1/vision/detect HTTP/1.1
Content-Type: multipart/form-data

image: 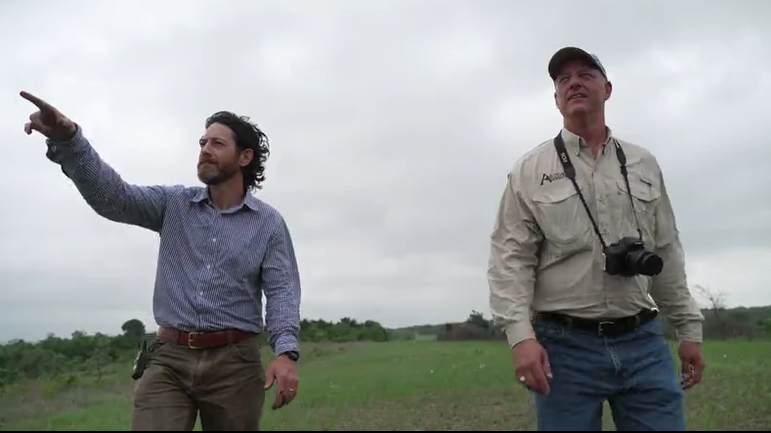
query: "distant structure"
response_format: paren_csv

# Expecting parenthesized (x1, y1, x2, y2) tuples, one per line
(438, 322, 505, 342)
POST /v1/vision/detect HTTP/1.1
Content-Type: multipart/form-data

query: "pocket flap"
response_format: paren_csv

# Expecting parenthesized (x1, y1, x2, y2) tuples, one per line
(532, 182, 580, 204)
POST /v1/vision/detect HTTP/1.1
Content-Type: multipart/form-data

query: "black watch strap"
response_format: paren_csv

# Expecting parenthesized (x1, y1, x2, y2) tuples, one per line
(282, 351, 299, 362)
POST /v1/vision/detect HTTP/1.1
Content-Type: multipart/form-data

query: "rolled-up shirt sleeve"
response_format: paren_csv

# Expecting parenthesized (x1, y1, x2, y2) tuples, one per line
(488, 168, 543, 348)
(649, 162, 704, 342)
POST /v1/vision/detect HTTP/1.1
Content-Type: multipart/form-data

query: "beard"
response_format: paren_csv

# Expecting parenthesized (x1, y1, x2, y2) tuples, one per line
(197, 160, 239, 186)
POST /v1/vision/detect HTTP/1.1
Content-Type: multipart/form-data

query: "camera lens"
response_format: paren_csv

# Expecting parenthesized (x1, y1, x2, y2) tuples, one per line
(627, 250, 664, 276)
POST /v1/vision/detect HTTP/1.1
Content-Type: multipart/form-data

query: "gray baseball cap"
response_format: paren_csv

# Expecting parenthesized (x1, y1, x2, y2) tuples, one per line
(548, 47, 607, 81)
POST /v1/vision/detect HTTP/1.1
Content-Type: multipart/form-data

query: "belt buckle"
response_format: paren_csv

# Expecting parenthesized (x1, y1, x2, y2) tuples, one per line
(187, 331, 205, 349)
(598, 321, 614, 336)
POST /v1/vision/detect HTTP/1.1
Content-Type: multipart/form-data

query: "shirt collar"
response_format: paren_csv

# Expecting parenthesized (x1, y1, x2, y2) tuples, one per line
(560, 126, 614, 156)
(190, 187, 260, 212)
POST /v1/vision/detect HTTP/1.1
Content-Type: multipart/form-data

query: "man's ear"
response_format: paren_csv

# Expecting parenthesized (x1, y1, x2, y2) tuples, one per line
(604, 81, 613, 101)
(239, 148, 254, 168)
(553, 91, 560, 110)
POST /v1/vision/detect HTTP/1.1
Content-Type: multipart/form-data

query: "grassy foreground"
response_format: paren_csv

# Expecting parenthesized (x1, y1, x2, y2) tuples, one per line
(1, 339, 769, 431)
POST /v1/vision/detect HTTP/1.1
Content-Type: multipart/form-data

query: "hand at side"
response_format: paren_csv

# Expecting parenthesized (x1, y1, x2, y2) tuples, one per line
(264, 354, 299, 410)
(512, 339, 553, 395)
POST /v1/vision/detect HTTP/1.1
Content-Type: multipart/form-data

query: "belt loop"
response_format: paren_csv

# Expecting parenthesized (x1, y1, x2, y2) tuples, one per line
(227, 330, 234, 345)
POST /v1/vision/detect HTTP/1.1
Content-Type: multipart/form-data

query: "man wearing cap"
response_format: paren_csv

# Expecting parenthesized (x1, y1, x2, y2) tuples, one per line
(487, 47, 705, 430)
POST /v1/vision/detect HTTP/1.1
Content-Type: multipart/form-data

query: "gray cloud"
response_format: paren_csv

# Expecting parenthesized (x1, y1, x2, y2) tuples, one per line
(1, 0, 769, 341)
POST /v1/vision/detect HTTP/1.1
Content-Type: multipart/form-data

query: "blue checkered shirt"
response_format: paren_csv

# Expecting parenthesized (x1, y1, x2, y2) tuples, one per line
(45, 126, 301, 357)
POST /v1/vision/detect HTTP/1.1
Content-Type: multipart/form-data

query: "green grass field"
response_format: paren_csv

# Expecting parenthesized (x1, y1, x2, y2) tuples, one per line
(1, 339, 769, 431)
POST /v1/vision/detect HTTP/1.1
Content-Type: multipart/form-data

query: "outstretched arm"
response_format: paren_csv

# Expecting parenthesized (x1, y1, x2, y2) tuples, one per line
(21, 91, 179, 233)
(47, 125, 183, 233)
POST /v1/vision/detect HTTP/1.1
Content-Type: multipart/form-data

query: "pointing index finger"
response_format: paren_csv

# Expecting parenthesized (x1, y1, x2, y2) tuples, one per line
(20, 91, 54, 111)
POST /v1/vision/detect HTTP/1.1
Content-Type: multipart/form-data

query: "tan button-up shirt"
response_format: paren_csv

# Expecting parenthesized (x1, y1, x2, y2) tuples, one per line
(488, 127, 704, 348)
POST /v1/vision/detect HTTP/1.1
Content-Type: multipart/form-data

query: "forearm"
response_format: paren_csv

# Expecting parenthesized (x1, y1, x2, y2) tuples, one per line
(651, 241, 704, 342)
(46, 125, 177, 232)
(265, 292, 301, 356)
(490, 280, 536, 347)
(487, 172, 541, 348)
(267, 322, 299, 356)
(649, 163, 704, 342)
(262, 220, 302, 356)
(489, 239, 538, 348)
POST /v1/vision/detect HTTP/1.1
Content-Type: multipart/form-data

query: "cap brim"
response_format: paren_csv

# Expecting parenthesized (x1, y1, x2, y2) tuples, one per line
(548, 47, 605, 80)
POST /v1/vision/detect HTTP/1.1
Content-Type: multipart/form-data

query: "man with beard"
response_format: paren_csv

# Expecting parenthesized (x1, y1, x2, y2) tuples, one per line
(487, 48, 705, 430)
(20, 91, 302, 431)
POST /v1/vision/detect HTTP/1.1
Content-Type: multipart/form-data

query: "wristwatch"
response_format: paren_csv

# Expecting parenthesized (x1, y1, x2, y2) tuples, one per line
(281, 351, 299, 362)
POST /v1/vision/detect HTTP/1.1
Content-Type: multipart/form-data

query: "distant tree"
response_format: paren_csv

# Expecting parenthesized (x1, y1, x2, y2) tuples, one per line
(760, 319, 771, 336)
(86, 333, 112, 381)
(694, 285, 730, 339)
(465, 310, 491, 330)
(121, 319, 146, 341)
(297, 317, 389, 343)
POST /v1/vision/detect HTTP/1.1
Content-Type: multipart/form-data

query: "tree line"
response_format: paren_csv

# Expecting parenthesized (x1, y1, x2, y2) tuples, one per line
(1, 285, 768, 388)
(0, 317, 389, 388)
(393, 287, 771, 343)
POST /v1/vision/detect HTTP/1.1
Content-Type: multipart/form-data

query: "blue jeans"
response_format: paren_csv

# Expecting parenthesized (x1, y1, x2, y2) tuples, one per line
(532, 316, 685, 431)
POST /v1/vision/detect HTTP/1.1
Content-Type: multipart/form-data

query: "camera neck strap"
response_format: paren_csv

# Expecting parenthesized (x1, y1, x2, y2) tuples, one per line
(552, 131, 643, 250)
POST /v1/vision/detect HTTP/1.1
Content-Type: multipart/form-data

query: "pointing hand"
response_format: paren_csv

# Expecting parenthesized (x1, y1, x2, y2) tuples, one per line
(20, 91, 77, 141)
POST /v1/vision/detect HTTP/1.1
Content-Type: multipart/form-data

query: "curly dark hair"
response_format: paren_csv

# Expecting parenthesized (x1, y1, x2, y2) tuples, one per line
(205, 111, 270, 191)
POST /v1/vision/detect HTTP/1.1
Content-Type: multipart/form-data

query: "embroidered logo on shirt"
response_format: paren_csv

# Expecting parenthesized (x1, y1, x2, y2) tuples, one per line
(539, 172, 566, 186)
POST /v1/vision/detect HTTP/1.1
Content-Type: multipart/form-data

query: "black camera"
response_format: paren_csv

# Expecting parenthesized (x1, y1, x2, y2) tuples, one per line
(604, 237, 664, 277)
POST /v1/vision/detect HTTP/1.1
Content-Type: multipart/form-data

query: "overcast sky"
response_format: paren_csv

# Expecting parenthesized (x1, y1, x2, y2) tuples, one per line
(1, 0, 769, 342)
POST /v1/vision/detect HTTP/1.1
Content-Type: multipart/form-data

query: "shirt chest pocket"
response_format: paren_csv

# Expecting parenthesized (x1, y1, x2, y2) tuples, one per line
(530, 182, 592, 246)
(614, 173, 661, 239)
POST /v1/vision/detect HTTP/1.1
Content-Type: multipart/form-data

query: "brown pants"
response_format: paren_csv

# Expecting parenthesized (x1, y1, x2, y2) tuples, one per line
(130, 333, 266, 431)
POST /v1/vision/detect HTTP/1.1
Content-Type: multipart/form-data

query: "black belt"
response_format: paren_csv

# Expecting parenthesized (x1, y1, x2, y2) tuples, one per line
(533, 308, 658, 337)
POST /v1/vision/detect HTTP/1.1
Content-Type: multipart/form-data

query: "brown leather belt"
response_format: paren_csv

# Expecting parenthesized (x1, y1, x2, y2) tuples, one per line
(157, 327, 256, 349)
